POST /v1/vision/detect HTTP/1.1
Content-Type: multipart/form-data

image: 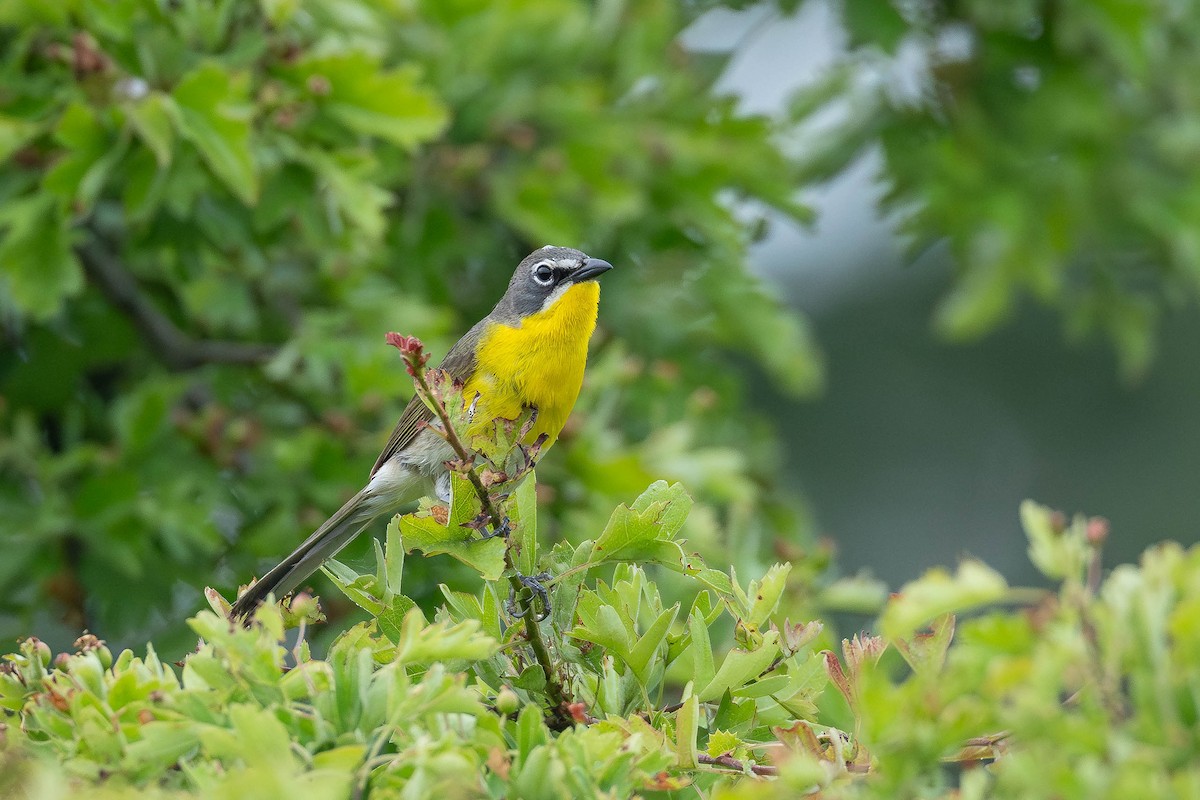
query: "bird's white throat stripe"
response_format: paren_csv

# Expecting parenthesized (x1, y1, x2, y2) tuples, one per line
(539, 282, 571, 312)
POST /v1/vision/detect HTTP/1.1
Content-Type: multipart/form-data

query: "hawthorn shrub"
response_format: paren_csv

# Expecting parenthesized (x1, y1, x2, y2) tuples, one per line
(3, 349, 1198, 798)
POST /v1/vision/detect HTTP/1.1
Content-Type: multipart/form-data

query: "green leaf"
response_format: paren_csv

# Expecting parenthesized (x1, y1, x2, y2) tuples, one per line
(510, 473, 539, 577)
(843, 0, 910, 53)
(893, 613, 956, 676)
(389, 610, 497, 665)
(376, 595, 418, 643)
(745, 562, 791, 627)
(626, 603, 679, 683)
(172, 62, 258, 204)
(569, 598, 633, 656)
(879, 560, 1009, 640)
(1021, 500, 1090, 582)
(515, 703, 549, 763)
(301, 147, 392, 241)
(125, 92, 176, 167)
(383, 518, 406, 600)
(589, 481, 693, 566)
(0, 114, 39, 163)
(297, 52, 448, 149)
(688, 607, 716, 693)
(397, 506, 507, 581)
(43, 101, 122, 209)
(705, 729, 741, 758)
(697, 630, 781, 702)
(0, 194, 82, 319)
(323, 560, 384, 616)
(674, 689, 699, 768)
(124, 722, 200, 780)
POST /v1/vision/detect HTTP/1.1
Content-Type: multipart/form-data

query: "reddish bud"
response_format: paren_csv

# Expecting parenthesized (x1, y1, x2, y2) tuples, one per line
(73, 633, 103, 652)
(567, 702, 590, 724)
(306, 74, 331, 96)
(386, 333, 431, 376)
(385, 332, 423, 354)
(1086, 516, 1110, 546)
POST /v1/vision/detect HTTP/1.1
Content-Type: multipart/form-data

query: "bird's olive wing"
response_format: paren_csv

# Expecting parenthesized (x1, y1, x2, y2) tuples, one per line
(369, 322, 484, 477)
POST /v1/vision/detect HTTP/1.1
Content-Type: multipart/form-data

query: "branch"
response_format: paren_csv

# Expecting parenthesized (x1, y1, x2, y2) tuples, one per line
(697, 753, 778, 777)
(387, 333, 572, 719)
(77, 238, 277, 370)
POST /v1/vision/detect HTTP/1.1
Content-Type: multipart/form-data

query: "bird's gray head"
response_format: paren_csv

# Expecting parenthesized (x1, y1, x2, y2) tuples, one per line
(493, 245, 614, 322)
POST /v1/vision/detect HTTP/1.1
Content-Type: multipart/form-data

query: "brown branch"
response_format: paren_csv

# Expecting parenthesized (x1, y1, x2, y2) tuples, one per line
(389, 334, 571, 720)
(78, 238, 277, 370)
(697, 753, 778, 777)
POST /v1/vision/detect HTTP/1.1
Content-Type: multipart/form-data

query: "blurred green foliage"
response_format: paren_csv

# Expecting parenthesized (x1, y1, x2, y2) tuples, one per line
(821, 0, 1200, 379)
(0, 0, 824, 647)
(5, 483, 1196, 797)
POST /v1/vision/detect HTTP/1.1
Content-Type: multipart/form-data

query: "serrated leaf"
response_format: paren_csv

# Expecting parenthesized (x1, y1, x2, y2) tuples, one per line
(298, 52, 448, 149)
(510, 472, 539, 577)
(43, 101, 122, 209)
(746, 562, 791, 627)
(698, 631, 781, 702)
(126, 92, 175, 167)
(376, 596, 419, 643)
(0, 114, 38, 163)
(1021, 500, 1089, 582)
(688, 608, 716, 692)
(589, 482, 692, 566)
(627, 603, 679, 682)
(390, 609, 497, 665)
(570, 601, 633, 656)
(124, 722, 199, 780)
(731, 673, 792, 699)
(0, 194, 82, 319)
(173, 62, 258, 204)
(630, 480, 693, 536)
(893, 613, 956, 675)
(398, 506, 506, 581)
(705, 729, 741, 758)
(674, 689, 699, 768)
(323, 560, 384, 616)
(880, 561, 1008, 640)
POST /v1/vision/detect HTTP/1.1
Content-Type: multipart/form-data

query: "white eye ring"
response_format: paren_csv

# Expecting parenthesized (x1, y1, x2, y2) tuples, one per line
(531, 261, 555, 285)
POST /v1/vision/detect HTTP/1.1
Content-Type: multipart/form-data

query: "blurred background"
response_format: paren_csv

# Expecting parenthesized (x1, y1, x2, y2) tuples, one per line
(2, 0, 1197, 654)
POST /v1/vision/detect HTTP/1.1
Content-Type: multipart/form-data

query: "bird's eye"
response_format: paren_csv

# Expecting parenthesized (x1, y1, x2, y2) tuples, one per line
(532, 263, 555, 285)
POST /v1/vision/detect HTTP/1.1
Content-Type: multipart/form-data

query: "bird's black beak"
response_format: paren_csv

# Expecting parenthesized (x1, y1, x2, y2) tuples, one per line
(572, 257, 614, 282)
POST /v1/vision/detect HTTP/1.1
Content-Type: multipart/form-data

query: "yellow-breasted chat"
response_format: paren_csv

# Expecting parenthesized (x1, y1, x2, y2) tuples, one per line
(230, 246, 613, 618)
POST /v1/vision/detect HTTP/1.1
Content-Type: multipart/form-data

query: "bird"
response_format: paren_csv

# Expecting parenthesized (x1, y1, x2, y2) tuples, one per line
(230, 246, 613, 618)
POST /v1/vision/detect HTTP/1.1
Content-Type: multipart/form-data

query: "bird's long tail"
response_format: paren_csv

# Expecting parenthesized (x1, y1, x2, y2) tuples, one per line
(230, 489, 379, 619)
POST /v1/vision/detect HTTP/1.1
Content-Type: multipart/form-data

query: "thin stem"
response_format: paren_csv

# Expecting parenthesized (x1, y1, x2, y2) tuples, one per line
(697, 752, 778, 777)
(394, 337, 570, 717)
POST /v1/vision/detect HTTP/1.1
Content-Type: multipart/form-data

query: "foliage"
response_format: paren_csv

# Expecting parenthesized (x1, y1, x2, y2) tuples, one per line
(0, 0, 823, 648)
(3, 411, 1197, 797)
(809, 0, 1200, 378)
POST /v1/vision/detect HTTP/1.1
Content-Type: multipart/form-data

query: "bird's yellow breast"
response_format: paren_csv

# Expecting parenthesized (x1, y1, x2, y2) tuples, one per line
(464, 281, 600, 447)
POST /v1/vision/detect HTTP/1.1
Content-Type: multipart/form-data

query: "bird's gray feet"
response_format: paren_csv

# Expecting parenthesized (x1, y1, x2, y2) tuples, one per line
(507, 571, 552, 621)
(478, 515, 511, 540)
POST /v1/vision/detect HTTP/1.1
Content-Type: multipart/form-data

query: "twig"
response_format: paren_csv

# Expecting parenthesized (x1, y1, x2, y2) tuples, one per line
(78, 237, 277, 370)
(388, 333, 571, 720)
(697, 753, 777, 777)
